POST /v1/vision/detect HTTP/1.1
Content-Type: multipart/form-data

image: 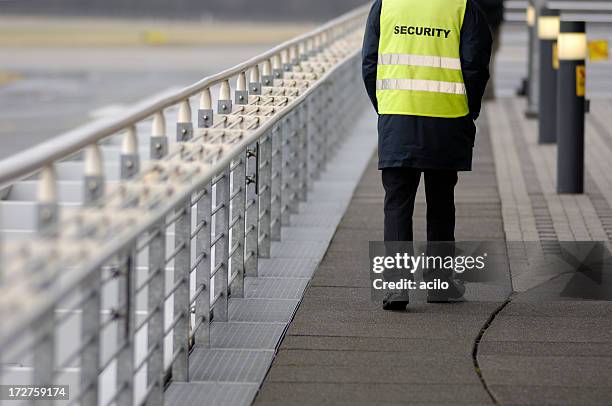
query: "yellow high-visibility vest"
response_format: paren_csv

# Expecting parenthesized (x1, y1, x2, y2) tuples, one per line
(376, 0, 469, 118)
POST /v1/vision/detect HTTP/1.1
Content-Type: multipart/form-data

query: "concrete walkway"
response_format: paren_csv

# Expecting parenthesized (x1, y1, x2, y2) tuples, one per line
(254, 100, 612, 405)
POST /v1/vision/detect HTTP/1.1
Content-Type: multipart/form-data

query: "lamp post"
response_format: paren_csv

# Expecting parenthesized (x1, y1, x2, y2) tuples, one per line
(525, 1, 539, 117)
(557, 21, 587, 194)
(538, 8, 560, 144)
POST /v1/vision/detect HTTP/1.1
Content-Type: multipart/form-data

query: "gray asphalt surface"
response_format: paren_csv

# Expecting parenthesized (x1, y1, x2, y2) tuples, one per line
(0, 45, 270, 160)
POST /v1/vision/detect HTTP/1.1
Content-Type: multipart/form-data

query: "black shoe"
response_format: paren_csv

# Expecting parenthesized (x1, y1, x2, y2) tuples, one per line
(427, 279, 466, 303)
(382, 293, 409, 311)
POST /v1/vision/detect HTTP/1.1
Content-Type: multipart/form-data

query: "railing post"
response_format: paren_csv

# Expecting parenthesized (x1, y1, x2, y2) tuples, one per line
(258, 131, 272, 258)
(231, 153, 247, 298)
(121, 126, 140, 179)
(245, 144, 259, 276)
(235, 71, 248, 106)
(322, 83, 331, 167)
(249, 65, 262, 96)
(33, 307, 55, 406)
(231, 74, 248, 298)
(172, 197, 191, 381)
(273, 54, 284, 81)
(214, 81, 231, 321)
(282, 48, 292, 72)
(214, 169, 230, 321)
(270, 124, 282, 240)
(84, 144, 104, 205)
(262, 60, 273, 88)
(194, 183, 211, 347)
(37, 165, 58, 237)
(297, 103, 308, 201)
(308, 90, 323, 182)
(289, 110, 301, 214)
(116, 251, 136, 406)
(81, 142, 104, 405)
(151, 111, 168, 160)
(177, 99, 194, 142)
(198, 88, 214, 128)
(80, 268, 101, 406)
(280, 115, 294, 225)
(172, 100, 192, 382)
(287, 111, 299, 214)
(117, 128, 138, 406)
(147, 110, 167, 406)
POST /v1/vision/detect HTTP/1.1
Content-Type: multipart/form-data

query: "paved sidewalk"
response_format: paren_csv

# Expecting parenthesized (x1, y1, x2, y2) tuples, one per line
(254, 109, 506, 405)
(254, 100, 612, 405)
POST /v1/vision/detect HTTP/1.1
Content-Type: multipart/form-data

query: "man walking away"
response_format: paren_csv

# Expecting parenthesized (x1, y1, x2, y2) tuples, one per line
(362, 0, 492, 310)
(474, 0, 504, 99)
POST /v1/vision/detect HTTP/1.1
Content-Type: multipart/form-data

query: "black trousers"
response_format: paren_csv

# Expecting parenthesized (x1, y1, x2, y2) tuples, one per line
(382, 168, 458, 241)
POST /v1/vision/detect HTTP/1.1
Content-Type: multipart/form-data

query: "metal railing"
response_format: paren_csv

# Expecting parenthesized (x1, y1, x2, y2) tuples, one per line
(0, 5, 368, 405)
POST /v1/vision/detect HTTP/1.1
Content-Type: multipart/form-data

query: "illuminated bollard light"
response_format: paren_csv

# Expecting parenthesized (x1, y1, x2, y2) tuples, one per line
(177, 99, 193, 142)
(37, 165, 58, 235)
(121, 126, 139, 179)
(538, 8, 560, 144)
(84, 144, 104, 204)
(198, 88, 213, 128)
(218, 80, 232, 114)
(235, 72, 248, 106)
(151, 111, 168, 159)
(557, 21, 587, 194)
(525, 1, 539, 117)
(249, 65, 262, 95)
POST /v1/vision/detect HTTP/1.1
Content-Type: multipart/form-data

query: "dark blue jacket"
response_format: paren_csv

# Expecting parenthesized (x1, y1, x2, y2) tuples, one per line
(362, 0, 492, 171)
(474, 0, 505, 28)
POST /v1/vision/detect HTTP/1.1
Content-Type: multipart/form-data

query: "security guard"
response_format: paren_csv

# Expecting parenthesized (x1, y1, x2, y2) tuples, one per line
(362, 0, 492, 309)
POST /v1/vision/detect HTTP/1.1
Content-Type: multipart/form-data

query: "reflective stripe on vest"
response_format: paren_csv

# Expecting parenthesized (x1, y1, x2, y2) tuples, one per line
(377, 79, 466, 95)
(376, 0, 469, 118)
(378, 54, 462, 70)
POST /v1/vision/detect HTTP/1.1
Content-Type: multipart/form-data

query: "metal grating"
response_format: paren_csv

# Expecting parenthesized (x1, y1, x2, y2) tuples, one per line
(244, 277, 309, 300)
(165, 382, 258, 406)
(257, 257, 320, 278)
(281, 226, 337, 242)
(189, 349, 274, 382)
(297, 201, 348, 214)
(228, 298, 299, 323)
(269, 241, 330, 259)
(289, 213, 349, 228)
(210, 322, 286, 350)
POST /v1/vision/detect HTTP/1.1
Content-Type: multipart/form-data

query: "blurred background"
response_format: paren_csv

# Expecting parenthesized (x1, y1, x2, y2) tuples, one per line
(0, 0, 366, 20)
(0, 0, 363, 160)
(1, 1, 611, 160)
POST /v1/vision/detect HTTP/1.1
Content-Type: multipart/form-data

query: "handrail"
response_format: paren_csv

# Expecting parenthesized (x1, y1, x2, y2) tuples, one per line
(0, 4, 369, 186)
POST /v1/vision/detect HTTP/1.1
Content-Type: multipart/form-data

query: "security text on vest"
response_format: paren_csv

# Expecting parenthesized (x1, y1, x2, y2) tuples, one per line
(393, 26, 451, 38)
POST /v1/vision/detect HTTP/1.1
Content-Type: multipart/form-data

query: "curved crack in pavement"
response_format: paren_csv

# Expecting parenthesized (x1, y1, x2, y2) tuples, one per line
(472, 298, 512, 405)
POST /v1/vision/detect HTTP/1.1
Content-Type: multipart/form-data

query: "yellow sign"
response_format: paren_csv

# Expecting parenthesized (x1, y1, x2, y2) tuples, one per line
(143, 31, 168, 46)
(588, 40, 609, 62)
(553, 42, 559, 69)
(576, 65, 586, 97)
